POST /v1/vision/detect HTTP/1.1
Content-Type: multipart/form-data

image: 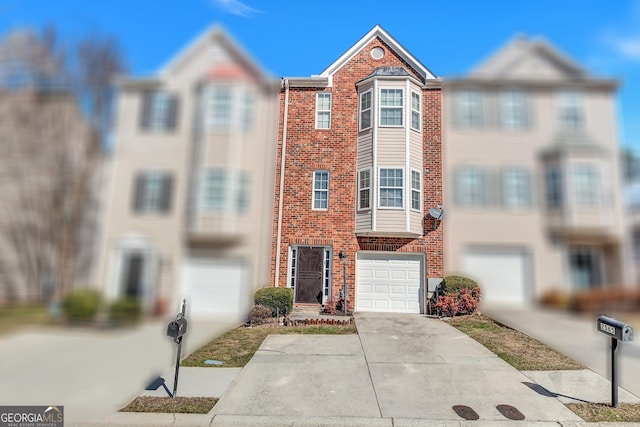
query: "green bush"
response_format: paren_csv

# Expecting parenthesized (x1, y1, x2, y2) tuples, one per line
(442, 275, 479, 295)
(109, 297, 143, 325)
(254, 287, 293, 316)
(62, 289, 101, 323)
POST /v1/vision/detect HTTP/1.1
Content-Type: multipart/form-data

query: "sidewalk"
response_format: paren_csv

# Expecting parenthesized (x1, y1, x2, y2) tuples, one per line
(482, 304, 640, 398)
(88, 312, 640, 426)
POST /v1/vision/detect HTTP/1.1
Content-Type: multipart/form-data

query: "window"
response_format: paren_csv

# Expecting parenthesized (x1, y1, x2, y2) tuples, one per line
(411, 91, 421, 131)
(545, 166, 563, 209)
(411, 170, 421, 211)
(289, 247, 297, 289)
(205, 85, 255, 131)
(316, 93, 331, 129)
(132, 171, 173, 213)
(558, 91, 583, 130)
(140, 91, 179, 131)
(359, 90, 372, 131)
(207, 85, 233, 129)
(202, 169, 251, 213)
(379, 168, 403, 208)
(454, 167, 486, 207)
(202, 169, 226, 211)
(358, 169, 371, 210)
(572, 164, 600, 207)
(502, 168, 532, 208)
(313, 171, 329, 210)
(501, 90, 529, 129)
(454, 89, 483, 128)
(242, 91, 255, 130)
(380, 88, 403, 126)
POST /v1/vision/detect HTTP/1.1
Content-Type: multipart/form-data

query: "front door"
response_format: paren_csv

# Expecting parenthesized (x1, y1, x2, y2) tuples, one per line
(295, 247, 324, 304)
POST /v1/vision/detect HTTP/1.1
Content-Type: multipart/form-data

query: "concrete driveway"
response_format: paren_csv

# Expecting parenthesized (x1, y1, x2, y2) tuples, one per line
(0, 316, 238, 424)
(210, 312, 581, 425)
(483, 304, 640, 398)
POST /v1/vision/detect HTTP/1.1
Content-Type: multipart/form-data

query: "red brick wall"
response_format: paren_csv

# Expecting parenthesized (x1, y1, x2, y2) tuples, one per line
(270, 37, 443, 304)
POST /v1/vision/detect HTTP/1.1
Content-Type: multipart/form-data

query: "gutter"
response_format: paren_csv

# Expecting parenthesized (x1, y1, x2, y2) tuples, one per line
(274, 79, 290, 287)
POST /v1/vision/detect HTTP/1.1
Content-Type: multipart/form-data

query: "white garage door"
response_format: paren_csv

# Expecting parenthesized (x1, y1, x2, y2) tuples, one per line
(463, 248, 530, 305)
(181, 257, 250, 320)
(356, 253, 423, 313)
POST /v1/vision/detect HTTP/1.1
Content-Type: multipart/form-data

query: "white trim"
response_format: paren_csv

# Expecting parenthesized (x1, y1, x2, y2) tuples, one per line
(312, 170, 330, 211)
(319, 25, 436, 81)
(379, 87, 404, 128)
(372, 80, 378, 231)
(410, 90, 422, 132)
(359, 89, 373, 131)
(315, 92, 332, 130)
(378, 167, 404, 209)
(357, 168, 372, 211)
(411, 168, 422, 213)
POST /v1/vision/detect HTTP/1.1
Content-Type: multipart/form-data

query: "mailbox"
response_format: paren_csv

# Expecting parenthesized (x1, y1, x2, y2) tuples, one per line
(597, 316, 633, 342)
(167, 317, 188, 338)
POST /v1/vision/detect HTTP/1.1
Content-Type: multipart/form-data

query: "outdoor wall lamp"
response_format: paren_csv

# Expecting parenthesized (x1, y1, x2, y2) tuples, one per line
(338, 250, 347, 315)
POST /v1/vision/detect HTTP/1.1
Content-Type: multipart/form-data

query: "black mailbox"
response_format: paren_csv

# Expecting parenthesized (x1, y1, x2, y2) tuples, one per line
(167, 317, 188, 338)
(597, 315, 633, 342)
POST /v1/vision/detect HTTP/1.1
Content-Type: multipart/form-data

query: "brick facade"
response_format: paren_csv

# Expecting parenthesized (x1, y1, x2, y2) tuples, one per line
(271, 33, 443, 308)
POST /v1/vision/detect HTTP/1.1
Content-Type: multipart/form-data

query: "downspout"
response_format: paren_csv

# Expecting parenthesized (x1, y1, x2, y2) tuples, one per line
(274, 79, 290, 287)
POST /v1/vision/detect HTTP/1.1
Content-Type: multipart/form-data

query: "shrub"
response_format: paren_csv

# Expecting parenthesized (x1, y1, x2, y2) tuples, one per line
(435, 286, 481, 317)
(254, 287, 293, 316)
(322, 297, 354, 315)
(539, 289, 573, 310)
(442, 275, 479, 295)
(249, 305, 273, 325)
(62, 289, 101, 323)
(109, 297, 143, 325)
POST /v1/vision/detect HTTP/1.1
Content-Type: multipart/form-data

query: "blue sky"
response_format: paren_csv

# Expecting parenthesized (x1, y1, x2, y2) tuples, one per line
(1, 0, 640, 150)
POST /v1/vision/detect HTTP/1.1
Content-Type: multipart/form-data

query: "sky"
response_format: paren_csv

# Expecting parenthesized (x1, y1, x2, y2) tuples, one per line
(1, 0, 640, 151)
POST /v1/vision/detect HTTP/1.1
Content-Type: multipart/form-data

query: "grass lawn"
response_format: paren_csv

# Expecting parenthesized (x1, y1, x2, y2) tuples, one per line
(120, 396, 217, 414)
(447, 314, 583, 371)
(450, 313, 640, 422)
(181, 323, 357, 368)
(0, 304, 50, 335)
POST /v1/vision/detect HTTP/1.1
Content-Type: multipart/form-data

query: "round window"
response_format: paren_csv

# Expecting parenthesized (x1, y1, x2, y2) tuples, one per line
(370, 47, 384, 60)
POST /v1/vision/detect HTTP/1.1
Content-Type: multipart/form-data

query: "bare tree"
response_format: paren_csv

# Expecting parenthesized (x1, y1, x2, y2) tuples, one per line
(0, 27, 125, 304)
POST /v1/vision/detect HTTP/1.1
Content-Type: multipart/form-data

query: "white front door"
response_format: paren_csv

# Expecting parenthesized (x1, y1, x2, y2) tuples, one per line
(356, 253, 423, 313)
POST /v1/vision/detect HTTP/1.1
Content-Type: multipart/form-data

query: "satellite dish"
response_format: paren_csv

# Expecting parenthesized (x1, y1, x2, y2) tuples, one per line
(428, 207, 443, 220)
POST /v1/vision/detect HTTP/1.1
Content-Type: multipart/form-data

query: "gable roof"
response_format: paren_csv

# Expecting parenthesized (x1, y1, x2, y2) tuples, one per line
(468, 35, 588, 80)
(158, 24, 273, 85)
(319, 25, 437, 82)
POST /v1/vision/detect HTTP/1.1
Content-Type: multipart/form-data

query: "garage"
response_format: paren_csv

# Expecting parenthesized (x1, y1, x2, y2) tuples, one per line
(463, 247, 531, 305)
(356, 253, 423, 313)
(181, 257, 250, 320)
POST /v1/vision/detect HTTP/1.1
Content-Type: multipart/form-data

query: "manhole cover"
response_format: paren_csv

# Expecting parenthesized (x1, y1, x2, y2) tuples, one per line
(452, 405, 479, 420)
(497, 404, 525, 420)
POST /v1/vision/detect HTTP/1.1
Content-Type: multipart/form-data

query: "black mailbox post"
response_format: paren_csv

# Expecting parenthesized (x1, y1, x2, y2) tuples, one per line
(596, 315, 634, 407)
(168, 299, 187, 398)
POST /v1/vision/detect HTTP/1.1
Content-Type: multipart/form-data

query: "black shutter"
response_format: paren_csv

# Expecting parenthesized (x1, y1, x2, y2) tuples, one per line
(140, 92, 151, 130)
(161, 174, 173, 212)
(167, 95, 179, 130)
(132, 173, 146, 212)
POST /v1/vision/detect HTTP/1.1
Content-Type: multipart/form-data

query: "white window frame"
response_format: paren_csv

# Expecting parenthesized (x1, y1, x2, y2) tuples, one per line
(411, 169, 422, 212)
(545, 166, 563, 210)
(315, 92, 332, 129)
(411, 91, 421, 131)
(572, 164, 601, 208)
(379, 88, 403, 127)
(558, 91, 584, 131)
(312, 170, 329, 210)
(454, 89, 483, 128)
(359, 90, 372, 131)
(500, 89, 529, 130)
(378, 167, 404, 209)
(455, 166, 487, 207)
(201, 169, 226, 211)
(357, 168, 371, 211)
(502, 167, 533, 208)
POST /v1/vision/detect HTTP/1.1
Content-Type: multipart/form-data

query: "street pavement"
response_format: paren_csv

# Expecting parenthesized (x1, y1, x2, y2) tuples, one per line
(94, 312, 640, 426)
(482, 304, 640, 399)
(0, 315, 238, 423)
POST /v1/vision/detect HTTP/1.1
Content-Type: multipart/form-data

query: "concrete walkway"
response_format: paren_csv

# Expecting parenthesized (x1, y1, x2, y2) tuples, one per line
(482, 304, 640, 398)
